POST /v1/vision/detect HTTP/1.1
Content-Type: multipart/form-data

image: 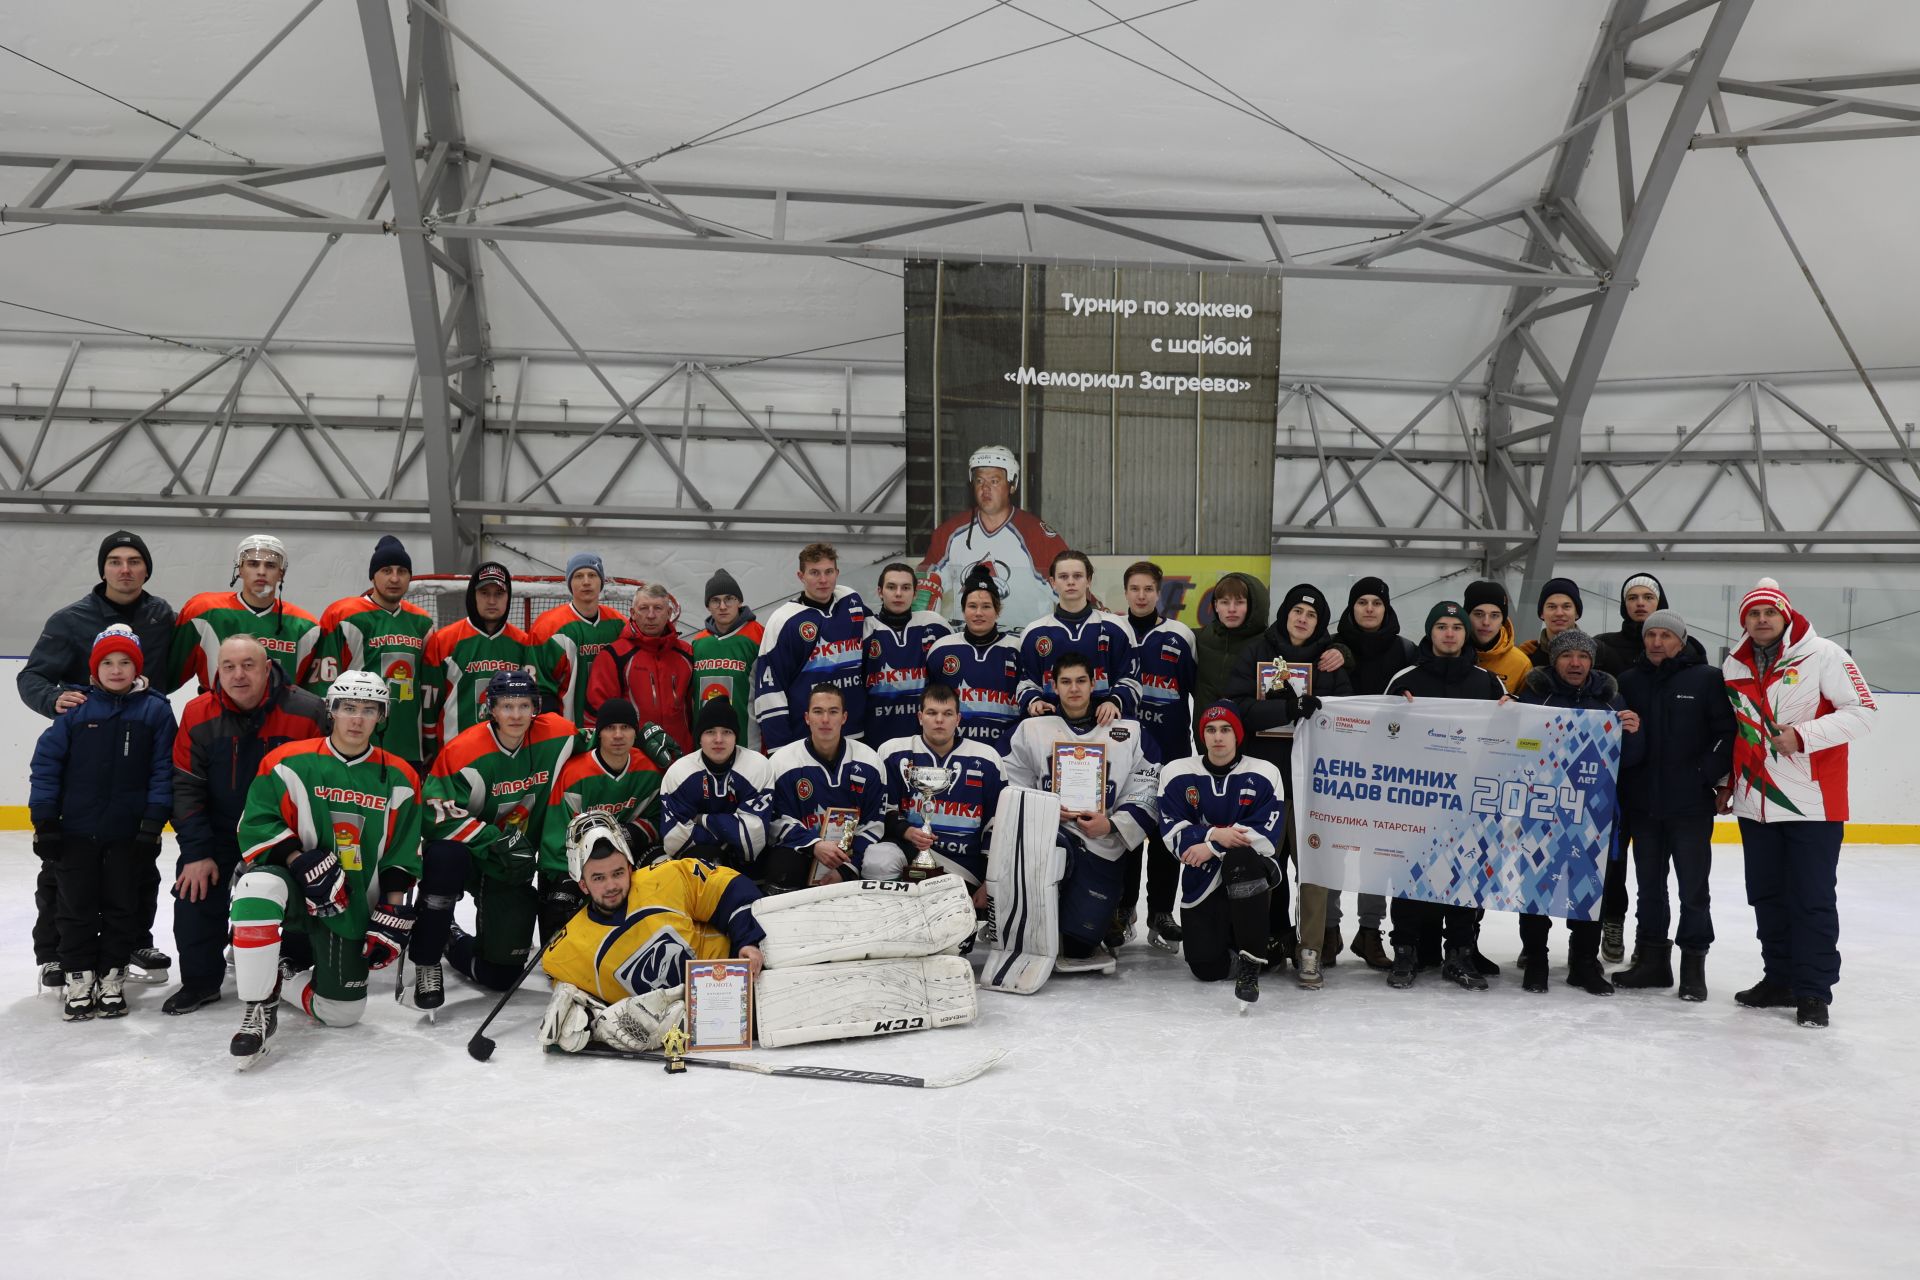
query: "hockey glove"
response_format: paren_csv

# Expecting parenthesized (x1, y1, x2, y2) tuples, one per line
(493, 829, 537, 880)
(31, 826, 63, 863)
(288, 846, 352, 919)
(591, 988, 685, 1052)
(363, 902, 415, 970)
(539, 982, 600, 1053)
(134, 817, 167, 855)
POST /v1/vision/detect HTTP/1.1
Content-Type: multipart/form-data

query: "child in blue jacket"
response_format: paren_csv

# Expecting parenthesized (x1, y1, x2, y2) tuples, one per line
(28, 625, 176, 1020)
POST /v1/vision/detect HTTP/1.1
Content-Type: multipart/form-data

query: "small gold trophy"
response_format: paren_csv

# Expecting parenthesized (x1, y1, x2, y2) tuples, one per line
(660, 1025, 689, 1074)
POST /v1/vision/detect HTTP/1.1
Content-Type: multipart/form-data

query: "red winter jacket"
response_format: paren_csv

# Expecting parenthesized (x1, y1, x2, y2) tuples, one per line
(586, 624, 696, 752)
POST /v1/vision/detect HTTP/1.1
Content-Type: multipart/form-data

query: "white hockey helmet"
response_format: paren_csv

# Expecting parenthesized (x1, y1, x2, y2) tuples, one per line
(325, 670, 390, 722)
(234, 534, 289, 571)
(968, 444, 1018, 489)
(565, 810, 632, 881)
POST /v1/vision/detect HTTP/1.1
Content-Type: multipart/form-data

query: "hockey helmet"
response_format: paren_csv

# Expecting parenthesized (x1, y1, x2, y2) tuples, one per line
(565, 810, 632, 881)
(234, 534, 289, 571)
(326, 670, 390, 721)
(483, 668, 540, 718)
(968, 444, 1019, 489)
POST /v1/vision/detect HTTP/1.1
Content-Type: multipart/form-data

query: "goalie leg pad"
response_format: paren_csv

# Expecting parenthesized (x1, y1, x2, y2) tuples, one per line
(859, 841, 908, 882)
(753, 875, 975, 968)
(978, 787, 1066, 994)
(755, 955, 977, 1048)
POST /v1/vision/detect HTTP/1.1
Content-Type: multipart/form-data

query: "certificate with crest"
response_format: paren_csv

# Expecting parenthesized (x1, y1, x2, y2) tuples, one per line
(1052, 741, 1108, 813)
(685, 959, 754, 1052)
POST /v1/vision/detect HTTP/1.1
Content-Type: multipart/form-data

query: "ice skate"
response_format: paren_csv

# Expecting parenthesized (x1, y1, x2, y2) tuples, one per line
(231, 998, 279, 1068)
(128, 946, 172, 985)
(95, 968, 129, 1018)
(1229, 949, 1262, 1009)
(414, 961, 445, 1018)
(1055, 945, 1117, 975)
(1146, 911, 1182, 953)
(61, 970, 97, 1021)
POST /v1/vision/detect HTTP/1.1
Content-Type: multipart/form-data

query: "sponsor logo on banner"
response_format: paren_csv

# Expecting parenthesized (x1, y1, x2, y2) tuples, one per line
(1387, 722, 1401, 738)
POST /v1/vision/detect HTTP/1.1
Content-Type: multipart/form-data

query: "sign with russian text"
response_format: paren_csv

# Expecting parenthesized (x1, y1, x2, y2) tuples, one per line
(1291, 696, 1622, 920)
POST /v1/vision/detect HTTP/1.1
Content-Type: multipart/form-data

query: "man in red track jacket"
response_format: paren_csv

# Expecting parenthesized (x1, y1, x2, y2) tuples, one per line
(586, 583, 696, 753)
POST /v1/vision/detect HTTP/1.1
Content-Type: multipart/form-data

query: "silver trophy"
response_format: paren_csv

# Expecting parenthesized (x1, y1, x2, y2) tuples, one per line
(904, 764, 957, 881)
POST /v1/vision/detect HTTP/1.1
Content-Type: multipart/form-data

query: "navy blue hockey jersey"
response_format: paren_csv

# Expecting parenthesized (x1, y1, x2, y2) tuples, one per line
(658, 747, 776, 862)
(872, 734, 1006, 885)
(752, 588, 869, 750)
(925, 630, 1023, 752)
(1015, 607, 1140, 718)
(751, 737, 889, 875)
(861, 610, 952, 743)
(1157, 754, 1286, 909)
(1130, 616, 1198, 759)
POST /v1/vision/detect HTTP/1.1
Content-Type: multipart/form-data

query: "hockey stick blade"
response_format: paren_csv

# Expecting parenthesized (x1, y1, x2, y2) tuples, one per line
(560, 1043, 1008, 1089)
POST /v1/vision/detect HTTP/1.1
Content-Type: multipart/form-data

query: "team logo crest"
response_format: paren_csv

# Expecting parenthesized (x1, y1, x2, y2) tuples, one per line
(1185, 786, 1200, 807)
(799, 621, 819, 642)
(1035, 636, 1053, 657)
(1110, 726, 1130, 741)
(796, 779, 814, 801)
(868, 639, 882, 659)
(942, 655, 961, 676)
(1307, 833, 1321, 849)
(384, 658, 415, 702)
(332, 818, 365, 871)
(1387, 722, 1401, 738)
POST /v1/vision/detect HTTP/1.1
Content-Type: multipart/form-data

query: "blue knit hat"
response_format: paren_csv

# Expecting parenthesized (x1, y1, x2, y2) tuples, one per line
(566, 551, 605, 585)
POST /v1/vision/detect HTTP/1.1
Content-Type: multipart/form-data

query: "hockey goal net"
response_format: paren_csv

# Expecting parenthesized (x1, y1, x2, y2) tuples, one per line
(404, 574, 683, 631)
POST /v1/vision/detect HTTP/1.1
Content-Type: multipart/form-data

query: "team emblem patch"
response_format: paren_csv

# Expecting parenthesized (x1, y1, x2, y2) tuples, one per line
(1035, 636, 1053, 657)
(942, 654, 961, 676)
(796, 779, 814, 801)
(799, 621, 819, 642)
(1110, 726, 1130, 741)
(868, 639, 882, 659)
(1185, 786, 1200, 807)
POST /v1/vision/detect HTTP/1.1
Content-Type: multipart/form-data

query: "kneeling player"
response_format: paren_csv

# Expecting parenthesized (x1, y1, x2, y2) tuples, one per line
(754, 684, 890, 890)
(659, 697, 775, 871)
(872, 682, 1005, 898)
(227, 672, 422, 1064)
(540, 697, 663, 937)
(541, 812, 978, 1052)
(1157, 704, 1285, 1004)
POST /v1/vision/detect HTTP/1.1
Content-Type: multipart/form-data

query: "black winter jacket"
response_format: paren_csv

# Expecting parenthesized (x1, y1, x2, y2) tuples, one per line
(172, 665, 329, 869)
(1223, 623, 1354, 775)
(1336, 606, 1420, 695)
(18, 584, 177, 717)
(1616, 649, 1735, 818)
(1383, 643, 1507, 701)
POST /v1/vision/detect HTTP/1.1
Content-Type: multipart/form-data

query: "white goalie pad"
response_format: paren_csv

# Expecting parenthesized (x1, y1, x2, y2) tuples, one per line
(978, 786, 1066, 995)
(754, 955, 977, 1048)
(753, 875, 975, 969)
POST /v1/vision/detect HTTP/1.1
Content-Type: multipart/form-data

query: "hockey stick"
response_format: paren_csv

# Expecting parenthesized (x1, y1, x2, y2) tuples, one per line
(558, 1042, 1008, 1089)
(466, 949, 548, 1062)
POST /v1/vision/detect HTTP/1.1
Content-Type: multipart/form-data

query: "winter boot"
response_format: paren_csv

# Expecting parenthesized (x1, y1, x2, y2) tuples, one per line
(1468, 945, 1501, 977)
(162, 984, 224, 1016)
(1352, 926, 1392, 971)
(1387, 944, 1419, 989)
(129, 946, 172, 984)
(61, 970, 97, 1021)
(230, 998, 279, 1065)
(1147, 911, 1183, 953)
(1321, 928, 1343, 967)
(1230, 950, 1263, 1006)
(1296, 946, 1323, 991)
(1796, 997, 1829, 1029)
(1677, 950, 1708, 1003)
(1567, 957, 1615, 996)
(1735, 978, 1794, 1009)
(1600, 918, 1625, 965)
(1614, 941, 1674, 990)
(1522, 953, 1549, 993)
(1263, 928, 1298, 974)
(1441, 945, 1489, 991)
(95, 968, 129, 1018)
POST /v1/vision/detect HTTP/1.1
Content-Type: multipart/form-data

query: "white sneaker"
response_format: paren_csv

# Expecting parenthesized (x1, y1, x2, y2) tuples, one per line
(1297, 946, 1324, 990)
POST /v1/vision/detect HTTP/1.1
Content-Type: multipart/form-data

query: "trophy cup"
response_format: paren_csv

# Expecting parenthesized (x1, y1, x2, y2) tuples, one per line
(904, 764, 957, 882)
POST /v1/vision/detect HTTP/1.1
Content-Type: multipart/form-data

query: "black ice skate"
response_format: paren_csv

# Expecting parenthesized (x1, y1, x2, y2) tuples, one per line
(414, 961, 445, 1015)
(1146, 911, 1183, 953)
(128, 946, 172, 985)
(231, 999, 279, 1067)
(1230, 949, 1262, 1009)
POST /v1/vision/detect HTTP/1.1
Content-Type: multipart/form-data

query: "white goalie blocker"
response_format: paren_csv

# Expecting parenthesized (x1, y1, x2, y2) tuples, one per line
(977, 786, 1066, 996)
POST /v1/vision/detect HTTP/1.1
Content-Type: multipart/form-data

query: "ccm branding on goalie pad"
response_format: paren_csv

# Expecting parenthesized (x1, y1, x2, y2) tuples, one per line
(978, 786, 1066, 995)
(755, 955, 977, 1048)
(754, 876, 975, 968)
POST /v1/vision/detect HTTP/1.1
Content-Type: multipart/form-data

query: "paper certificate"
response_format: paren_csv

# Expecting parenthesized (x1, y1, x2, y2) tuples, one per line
(1052, 741, 1108, 813)
(686, 959, 754, 1051)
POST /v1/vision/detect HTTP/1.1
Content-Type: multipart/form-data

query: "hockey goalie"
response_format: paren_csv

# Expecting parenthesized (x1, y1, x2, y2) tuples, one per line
(538, 812, 978, 1053)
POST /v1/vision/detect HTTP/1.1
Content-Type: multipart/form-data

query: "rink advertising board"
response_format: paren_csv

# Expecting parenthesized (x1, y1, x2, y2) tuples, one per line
(1291, 696, 1623, 921)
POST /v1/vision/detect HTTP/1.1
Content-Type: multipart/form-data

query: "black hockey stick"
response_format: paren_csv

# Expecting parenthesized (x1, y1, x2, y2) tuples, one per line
(557, 1042, 1008, 1089)
(466, 950, 547, 1062)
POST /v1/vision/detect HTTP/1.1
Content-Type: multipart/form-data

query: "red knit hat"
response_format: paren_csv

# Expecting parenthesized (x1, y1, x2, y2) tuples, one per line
(1737, 577, 1793, 623)
(90, 624, 144, 680)
(1196, 701, 1245, 745)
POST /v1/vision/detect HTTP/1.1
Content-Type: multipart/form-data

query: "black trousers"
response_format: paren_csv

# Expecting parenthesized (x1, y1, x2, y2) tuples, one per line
(1119, 829, 1178, 920)
(1603, 812, 1631, 922)
(1629, 813, 1715, 953)
(1390, 897, 1477, 951)
(171, 854, 238, 989)
(1741, 818, 1842, 1002)
(1181, 849, 1276, 981)
(55, 837, 146, 973)
(1517, 914, 1601, 964)
(36, 850, 158, 963)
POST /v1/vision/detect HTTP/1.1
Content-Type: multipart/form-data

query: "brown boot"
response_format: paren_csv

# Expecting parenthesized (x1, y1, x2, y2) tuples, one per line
(1322, 927, 1343, 967)
(1352, 926, 1391, 971)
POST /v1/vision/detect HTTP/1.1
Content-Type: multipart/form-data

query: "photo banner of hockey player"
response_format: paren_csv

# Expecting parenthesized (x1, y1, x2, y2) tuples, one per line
(1291, 696, 1624, 921)
(905, 261, 1279, 629)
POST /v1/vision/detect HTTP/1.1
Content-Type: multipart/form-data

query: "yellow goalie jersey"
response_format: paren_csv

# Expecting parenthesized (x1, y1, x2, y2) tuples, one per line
(541, 859, 768, 1001)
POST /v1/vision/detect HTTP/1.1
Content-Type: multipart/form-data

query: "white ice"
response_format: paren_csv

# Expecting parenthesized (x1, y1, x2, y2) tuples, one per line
(1, 833, 1914, 1277)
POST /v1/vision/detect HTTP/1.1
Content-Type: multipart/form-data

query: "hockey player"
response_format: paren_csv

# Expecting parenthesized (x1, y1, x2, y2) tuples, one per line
(539, 697, 663, 938)
(1120, 561, 1196, 953)
(227, 671, 422, 1063)
(689, 569, 763, 744)
(413, 670, 575, 1002)
(302, 535, 435, 770)
(1016, 551, 1140, 724)
(752, 542, 869, 749)
(1158, 703, 1286, 1004)
(862, 561, 952, 743)
(529, 552, 624, 725)
(914, 443, 1068, 632)
(585, 582, 695, 751)
(1003, 653, 1160, 973)
(872, 683, 1006, 895)
(924, 569, 1023, 752)
(171, 535, 320, 694)
(421, 561, 562, 758)
(539, 812, 976, 1053)
(752, 684, 891, 889)
(659, 697, 776, 872)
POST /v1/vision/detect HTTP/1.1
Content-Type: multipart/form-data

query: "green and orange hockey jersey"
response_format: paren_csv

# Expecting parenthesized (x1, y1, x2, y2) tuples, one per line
(425, 713, 576, 881)
(539, 747, 664, 876)
(530, 601, 625, 725)
(690, 608, 764, 743)
(301, 594, 436, 762)
(421, 620, 563, 756)
(236, 737, 423, 941)
(171, 591, 321, 693)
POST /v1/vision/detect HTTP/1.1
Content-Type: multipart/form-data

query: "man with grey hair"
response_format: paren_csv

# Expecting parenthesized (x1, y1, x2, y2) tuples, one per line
(587, 581, 697, 753)
(167, 634, 327, 1013)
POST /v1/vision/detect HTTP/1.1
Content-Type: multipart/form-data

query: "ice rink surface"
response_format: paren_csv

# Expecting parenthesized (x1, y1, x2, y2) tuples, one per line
(1, 833, 1914, 1278)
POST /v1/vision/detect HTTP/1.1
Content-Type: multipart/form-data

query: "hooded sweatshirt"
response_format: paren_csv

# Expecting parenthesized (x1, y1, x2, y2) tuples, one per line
(1195, 572, 1271, 710)
(1475, 617, 1533, 694)
(1336, 589, 1419, 696)
(1222, 599, 1354, 778)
